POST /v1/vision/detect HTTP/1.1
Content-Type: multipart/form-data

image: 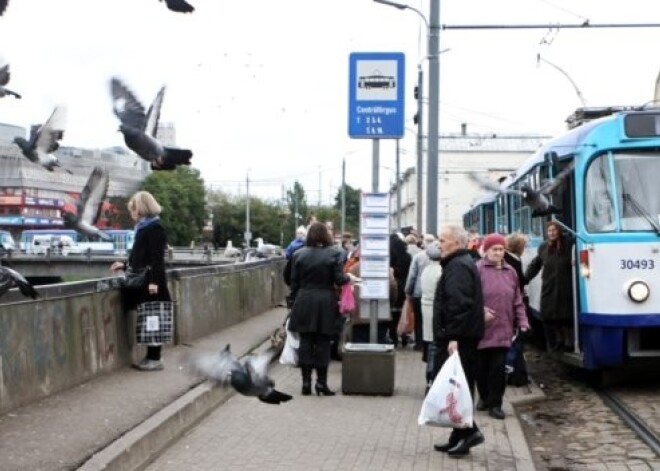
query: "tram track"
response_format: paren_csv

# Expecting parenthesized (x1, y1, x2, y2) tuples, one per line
(598, 389, 660, 458)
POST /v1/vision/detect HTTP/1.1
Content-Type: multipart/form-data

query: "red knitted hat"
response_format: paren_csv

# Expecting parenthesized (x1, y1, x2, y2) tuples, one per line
(482, 233, 506, 252)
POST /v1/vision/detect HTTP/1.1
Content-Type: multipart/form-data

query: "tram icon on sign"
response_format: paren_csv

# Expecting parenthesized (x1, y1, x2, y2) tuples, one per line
(358, 71, 396, 90)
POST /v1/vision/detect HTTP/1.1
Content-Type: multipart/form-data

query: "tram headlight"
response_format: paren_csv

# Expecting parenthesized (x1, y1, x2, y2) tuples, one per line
(626, 280, 650, 303)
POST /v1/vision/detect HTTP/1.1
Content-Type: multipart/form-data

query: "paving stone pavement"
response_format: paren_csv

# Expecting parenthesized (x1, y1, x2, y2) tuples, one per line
(146, 345, 539, 471)
(0, 304, 542, 471)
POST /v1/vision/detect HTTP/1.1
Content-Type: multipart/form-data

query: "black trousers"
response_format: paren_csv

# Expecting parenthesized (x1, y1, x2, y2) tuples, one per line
(412, 297, 423, 346)
(476, 347, 508, 408)
(298, 333, 332, 369)
(435, 338, 480, 437)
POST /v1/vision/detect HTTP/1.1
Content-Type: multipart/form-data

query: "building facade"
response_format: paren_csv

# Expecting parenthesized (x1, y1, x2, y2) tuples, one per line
(0, 123, 151, 241)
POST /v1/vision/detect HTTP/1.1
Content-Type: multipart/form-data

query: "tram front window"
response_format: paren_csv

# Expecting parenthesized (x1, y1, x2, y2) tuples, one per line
(585, 151, 660, 233)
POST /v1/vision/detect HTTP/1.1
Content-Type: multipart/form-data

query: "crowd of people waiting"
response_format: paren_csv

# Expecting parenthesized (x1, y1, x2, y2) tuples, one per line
(280, 214, 573, 458)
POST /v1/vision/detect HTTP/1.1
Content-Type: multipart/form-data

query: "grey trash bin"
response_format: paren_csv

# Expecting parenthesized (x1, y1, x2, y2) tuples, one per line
(341, 343, 395, 396)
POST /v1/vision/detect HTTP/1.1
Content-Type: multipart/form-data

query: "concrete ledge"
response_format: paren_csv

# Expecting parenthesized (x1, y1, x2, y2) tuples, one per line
(79, 382, 236, 471)
(78, 339, 272, 471)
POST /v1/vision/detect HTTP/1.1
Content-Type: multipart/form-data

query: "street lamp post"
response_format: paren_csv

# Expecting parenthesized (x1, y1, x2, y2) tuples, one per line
(373, 0, 441, 235)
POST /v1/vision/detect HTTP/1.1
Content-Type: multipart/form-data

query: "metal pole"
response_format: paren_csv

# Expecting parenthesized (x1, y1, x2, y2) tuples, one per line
(245, 174, 251, 248)
(370, 139, 380, 344)
(396, 139, 401, 230)
(426, 0, 440, 236)
(416, 66, 424, 234)
(341, 158, 346, 237)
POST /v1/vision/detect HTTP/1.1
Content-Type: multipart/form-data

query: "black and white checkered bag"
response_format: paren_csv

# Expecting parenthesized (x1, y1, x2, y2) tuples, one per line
(136, 301, 174, 345)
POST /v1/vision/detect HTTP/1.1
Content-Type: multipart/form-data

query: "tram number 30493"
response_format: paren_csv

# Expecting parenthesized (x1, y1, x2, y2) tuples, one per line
(619, 259, 656, 270)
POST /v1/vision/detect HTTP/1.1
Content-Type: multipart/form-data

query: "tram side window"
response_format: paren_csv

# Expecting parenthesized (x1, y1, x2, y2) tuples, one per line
(585, 154, 615, 232)
(497, 193, 508, 233)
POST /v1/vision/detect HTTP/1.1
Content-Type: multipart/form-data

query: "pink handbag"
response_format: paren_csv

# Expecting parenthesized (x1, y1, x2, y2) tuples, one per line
(338, 283, 356, 315)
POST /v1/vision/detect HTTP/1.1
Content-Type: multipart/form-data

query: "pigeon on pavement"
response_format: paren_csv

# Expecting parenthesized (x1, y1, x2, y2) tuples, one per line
(188, 344, 293, 405)
(468, 161, 575, 217)
(0, 266, 38, 299)
(0, 64, 21, 99)
(162, 0, 194, 13)
(14, 106, 71, 173)
(110, 77, 193, 171)
(63, 167, 112, 241)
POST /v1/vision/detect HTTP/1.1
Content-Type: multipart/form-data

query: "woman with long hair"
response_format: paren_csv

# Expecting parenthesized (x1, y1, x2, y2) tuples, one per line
(289, 222, 354, 396)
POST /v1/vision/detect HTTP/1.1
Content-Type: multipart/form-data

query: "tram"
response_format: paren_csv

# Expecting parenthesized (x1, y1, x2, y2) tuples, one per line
(464, 107, 660, 370)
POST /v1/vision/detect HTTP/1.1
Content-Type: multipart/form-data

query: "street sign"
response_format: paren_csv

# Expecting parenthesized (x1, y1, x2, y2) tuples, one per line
(348, 52, 405, 139)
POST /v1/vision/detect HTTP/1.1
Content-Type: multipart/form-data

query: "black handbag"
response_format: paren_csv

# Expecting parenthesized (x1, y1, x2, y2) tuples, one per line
(122, 266, 151, 290)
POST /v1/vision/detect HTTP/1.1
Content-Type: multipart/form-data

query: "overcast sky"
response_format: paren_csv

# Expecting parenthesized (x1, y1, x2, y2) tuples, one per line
(1, 0, 659, 204)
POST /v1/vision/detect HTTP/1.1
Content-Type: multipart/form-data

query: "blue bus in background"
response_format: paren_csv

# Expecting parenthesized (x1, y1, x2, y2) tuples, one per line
(104, 229, 135, 255)
(19, 229, 134, 255)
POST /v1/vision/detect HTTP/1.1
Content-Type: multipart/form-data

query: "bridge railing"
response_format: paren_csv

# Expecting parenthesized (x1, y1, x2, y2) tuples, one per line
(0, 258, 286, 415)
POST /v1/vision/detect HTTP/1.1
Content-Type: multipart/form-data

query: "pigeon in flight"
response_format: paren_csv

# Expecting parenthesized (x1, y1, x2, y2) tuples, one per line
(162, 0, 194, 13)
(0, 266, 38, 299)
(468, 161, 575, 217)
(0, 0, 9, 16)
(0, 64, 21, 99)
(63, 167, 112, 241)
(188, 344, 293, 405)
(110, 77, 193, 171)
(14, 106, 71, 173)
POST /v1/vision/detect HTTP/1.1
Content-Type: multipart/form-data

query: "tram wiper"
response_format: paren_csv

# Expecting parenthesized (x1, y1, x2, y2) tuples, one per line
(621, 192, 660, 236)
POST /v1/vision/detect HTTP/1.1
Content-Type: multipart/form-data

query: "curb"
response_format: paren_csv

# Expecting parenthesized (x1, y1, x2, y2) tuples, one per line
(78, 338, 272, 471)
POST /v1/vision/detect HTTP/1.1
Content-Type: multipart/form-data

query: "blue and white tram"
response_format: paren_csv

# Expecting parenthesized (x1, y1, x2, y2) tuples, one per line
(464, 108, 660, 370)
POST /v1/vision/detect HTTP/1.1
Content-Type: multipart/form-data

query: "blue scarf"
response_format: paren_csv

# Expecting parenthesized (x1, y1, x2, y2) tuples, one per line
(134, 215, 160, 235)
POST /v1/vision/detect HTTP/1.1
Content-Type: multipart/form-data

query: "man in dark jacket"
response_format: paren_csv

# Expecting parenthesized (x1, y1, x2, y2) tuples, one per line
(432, 224, 485, 457)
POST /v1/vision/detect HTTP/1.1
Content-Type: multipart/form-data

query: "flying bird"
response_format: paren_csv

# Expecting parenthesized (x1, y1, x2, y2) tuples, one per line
(468, 161, 575, 217)
(0, 266, 38, 299)
(188, 344, 293, 405)
(161, 0, 194, 13)
(14, 106, 71, 173)
(0, 0, 8, 16)
(63, 167, 112, 241)
(110, 77, 193, 171)
(0, 64, 21, 99)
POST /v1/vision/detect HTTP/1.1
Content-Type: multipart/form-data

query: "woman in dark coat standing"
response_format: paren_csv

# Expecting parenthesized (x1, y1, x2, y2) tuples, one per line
(524, 221, 575, 352)
(111, 191, 171, 371)
(289, 222, 352, 396)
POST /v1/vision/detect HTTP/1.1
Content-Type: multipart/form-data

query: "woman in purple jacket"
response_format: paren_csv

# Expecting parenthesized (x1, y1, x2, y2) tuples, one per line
(475, 233, 529, 419)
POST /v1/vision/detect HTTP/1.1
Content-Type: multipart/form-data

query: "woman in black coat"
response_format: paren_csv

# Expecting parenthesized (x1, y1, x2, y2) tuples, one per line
(111, 191, 171, 371)
(289, 222, 353, 396)
(524, 221, 575, 352)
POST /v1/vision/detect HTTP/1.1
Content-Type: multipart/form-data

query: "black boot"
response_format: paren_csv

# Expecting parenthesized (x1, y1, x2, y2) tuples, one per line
(315, 366, 335, 396)
(301, 366, 312, 396)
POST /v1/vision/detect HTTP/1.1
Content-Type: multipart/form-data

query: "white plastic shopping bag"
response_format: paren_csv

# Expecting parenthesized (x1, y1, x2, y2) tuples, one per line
(418, 351, 474, 428)
(279, 318, 300, 366)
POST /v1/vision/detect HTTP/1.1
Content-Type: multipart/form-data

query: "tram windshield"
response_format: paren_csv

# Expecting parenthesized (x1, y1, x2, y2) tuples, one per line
(585, 150, 660, 233)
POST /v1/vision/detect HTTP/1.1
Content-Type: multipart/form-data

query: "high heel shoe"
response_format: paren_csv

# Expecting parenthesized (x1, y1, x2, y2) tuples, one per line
(302, 381, 312, 396)
(315, 382, 335, 396)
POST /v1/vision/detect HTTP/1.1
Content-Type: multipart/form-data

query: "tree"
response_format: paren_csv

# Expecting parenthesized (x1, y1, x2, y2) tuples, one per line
(334, 184, 361, 237)
(104, 196, 132, 229)
(141, 167, 207, 246)
(210, 190, 288, 248)
(286, 181, 308, 233)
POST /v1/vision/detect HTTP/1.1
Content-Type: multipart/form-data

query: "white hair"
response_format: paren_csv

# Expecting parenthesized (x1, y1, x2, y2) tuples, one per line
(442, 224, 468, 248)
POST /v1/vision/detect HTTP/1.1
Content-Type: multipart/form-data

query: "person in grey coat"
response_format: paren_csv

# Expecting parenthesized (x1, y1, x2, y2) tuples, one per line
(405, 233, 436, 351)
(289, 222, 354, 396)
